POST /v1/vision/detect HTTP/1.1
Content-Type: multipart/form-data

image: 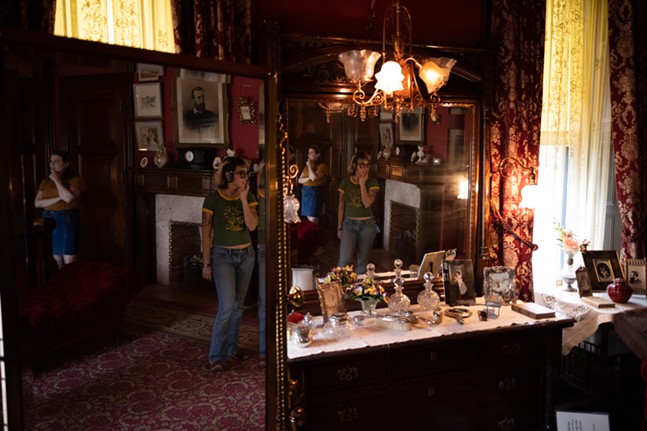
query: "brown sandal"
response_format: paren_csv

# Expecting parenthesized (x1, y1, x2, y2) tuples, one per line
(203, 361, 225, 372)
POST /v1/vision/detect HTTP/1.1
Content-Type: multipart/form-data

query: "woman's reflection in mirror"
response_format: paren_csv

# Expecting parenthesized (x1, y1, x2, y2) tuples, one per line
(298, 144, 329, 224)
(34, 150, 85, 269)
(201, 156, 258, 372)
(337, 152, 380, 275)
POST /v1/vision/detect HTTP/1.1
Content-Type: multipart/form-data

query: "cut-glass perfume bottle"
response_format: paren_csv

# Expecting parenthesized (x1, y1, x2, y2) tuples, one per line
(417, 271, 440, 310)
(387, 259, 410, 313)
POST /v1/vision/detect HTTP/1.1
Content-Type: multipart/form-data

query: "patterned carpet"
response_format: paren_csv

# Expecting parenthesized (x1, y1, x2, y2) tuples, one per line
(27, 301, 264, 431)
(124, 300, 259, 353)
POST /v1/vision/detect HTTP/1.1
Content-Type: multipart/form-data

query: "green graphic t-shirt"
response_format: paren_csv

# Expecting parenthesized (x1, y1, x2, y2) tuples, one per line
(338, 176, 379, 218)
(202, 189, 258, 247)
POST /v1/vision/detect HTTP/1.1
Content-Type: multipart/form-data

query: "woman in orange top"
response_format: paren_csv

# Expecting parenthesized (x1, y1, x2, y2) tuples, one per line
(34, 150, 85, 268)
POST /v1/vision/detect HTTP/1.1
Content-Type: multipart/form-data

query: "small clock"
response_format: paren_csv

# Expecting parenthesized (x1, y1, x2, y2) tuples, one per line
(184, 150, 195, 163)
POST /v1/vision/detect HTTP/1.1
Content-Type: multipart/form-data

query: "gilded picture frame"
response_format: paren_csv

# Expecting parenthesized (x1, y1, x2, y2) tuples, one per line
(315, 281, 346, 323)
(582, 250, 624, 291)
(399, 106, 424, 142)
(625, 258, 646, 295)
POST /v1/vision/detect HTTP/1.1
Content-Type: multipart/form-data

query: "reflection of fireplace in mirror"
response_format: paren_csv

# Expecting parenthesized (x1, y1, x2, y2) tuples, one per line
(388, 202, 420, 265)
(169, 221, 203, 285)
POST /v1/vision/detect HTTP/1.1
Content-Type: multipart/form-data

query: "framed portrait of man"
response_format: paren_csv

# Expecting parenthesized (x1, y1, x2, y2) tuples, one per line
(175, 69, 229, 147)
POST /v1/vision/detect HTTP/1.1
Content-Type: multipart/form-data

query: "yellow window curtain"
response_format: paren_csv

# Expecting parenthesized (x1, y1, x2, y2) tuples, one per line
(54, 0, 176, 53)
(533, 0, 611, 285)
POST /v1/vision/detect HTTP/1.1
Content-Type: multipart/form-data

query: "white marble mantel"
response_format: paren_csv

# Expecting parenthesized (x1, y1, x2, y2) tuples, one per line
(155, 194, 204, 284)
(383, 179, 421, 250)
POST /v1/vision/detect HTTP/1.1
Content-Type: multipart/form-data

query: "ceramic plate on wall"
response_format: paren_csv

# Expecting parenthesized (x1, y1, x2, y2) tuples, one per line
(140, 157, 148, 168)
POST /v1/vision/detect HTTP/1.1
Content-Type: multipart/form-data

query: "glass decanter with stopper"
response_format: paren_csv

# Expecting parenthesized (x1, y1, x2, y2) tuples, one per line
(387, 259, 410, 313)
(417, 271, 440, 310)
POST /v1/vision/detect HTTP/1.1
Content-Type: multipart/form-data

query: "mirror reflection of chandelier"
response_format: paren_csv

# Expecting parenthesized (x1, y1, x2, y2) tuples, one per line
(338, 0, 456, 122)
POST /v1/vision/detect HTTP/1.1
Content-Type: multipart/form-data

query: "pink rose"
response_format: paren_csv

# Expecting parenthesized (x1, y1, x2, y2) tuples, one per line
(562, 236, 580, 254)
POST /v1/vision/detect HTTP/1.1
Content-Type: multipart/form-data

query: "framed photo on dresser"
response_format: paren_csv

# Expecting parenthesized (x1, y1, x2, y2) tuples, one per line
(582, 250, 623, 291)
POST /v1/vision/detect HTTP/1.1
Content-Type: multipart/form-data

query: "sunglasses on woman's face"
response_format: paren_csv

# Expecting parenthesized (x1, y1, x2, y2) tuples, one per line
(233, 170, 249, 179)
(357, 163, 370, 169)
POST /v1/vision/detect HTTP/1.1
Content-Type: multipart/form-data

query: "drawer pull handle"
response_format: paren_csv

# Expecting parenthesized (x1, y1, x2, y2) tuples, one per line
(337, 406, 359, 423)
(497, 377, 517, 391)
(336, 366, 359, 381)
(429, 351, 438, 361)
(501, 342, 521, 356)
(497, 417, 516, 430)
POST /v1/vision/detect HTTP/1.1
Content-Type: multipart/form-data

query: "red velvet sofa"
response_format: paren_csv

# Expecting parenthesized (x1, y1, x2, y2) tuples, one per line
(19, 261, 142, 357)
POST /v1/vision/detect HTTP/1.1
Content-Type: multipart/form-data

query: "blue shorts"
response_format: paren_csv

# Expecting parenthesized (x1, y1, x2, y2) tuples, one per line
(43, 209, 80, 255)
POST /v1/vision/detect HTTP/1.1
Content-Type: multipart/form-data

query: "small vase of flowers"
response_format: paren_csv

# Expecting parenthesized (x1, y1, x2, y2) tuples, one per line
(345, 277, 386, 317)
(554, 220, 590, 291)
(326, 265, 359, 288)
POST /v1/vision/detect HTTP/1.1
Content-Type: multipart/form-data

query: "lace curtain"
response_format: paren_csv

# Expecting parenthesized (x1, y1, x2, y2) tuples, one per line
(54, 0, 176, 53)
(532, 0, 612, 287)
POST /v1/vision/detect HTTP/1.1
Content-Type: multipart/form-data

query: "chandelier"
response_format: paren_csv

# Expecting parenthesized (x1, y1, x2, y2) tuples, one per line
(338, 0, 456, 122)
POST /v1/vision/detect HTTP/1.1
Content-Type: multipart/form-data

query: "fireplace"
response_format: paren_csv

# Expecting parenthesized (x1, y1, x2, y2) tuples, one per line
(155, 194, 204, 284)
(169, 221, 203, 284)
(388, 202, 420, 263)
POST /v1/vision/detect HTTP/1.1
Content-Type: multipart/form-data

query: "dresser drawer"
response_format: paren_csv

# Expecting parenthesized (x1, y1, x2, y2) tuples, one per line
(299, 351, 390, 391)
(425, 363, 541, 407)
(475, 333, 542, 365)
(391, 340, 473, 377)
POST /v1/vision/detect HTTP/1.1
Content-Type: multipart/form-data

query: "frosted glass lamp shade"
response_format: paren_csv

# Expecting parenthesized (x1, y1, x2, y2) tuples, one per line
(375, 61, 404, 95)
(338, 50, 381, 84)
(419, 57, 457, 93)
(519, 184, 539, 209)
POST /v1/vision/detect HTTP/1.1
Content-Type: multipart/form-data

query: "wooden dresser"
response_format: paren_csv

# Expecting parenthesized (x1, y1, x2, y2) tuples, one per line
(288, 307, 574, 430)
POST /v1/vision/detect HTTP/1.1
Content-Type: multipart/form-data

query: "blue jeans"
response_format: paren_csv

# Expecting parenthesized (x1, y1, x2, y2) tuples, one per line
(257, 244, 266, 358)
(42, 209, 80, 255)
(338, 217, 377, 275)
(209, 245, 256, 363)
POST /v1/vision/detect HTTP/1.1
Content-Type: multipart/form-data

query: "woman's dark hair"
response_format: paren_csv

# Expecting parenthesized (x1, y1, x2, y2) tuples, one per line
(309, 144, 323, 166)
(216, 156, 248, 188)
(348, 151, 371, 175)
(51, 149, 74, 179)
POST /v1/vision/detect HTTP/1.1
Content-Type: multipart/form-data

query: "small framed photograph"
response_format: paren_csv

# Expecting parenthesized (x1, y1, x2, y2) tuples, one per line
(576, 266, 593, 297)
(175, 70, 229, 147)
(625, 258, 646, 295)
(135, 121, 163, 151)
(136, 63, 164, 81)
(133, 83, 162, 118)
(379, 123, 393, 149)
(236, 96, 256, 124)
(483, 266, 516, 305)
(399, 106, 424, 142)
(315, 281, 346, 323)
(582, 250, 624, 291)
(444, 259, 476, 306)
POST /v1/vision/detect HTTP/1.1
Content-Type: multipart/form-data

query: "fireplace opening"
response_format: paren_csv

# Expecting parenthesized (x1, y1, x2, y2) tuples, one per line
(169, 221, 209, 287)
(388, 202, 420, 264)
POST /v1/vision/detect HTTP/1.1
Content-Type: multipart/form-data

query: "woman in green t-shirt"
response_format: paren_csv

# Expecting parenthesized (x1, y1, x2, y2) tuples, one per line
(201, 156, 258, 372)
(337, 152, 380, 275)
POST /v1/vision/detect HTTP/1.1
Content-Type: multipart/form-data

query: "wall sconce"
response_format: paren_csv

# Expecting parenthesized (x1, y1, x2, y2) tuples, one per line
(490, 155, 539, 252)
(492, 156, 539, 209)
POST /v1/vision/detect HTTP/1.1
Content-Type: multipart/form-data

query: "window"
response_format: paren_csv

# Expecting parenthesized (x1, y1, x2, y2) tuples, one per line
(54, 0, 175, 53)
(532, 0, 619, 288)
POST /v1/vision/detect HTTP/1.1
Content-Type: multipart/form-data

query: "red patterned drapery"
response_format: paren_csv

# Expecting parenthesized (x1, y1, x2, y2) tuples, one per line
(488, 0, 545, 302)
(171, 0, 251, 63)
(0, 0, 56, 32)
(608, 0, 647, 259)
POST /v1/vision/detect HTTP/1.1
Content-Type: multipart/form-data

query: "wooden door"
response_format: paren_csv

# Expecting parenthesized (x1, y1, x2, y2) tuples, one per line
(59, 74, 133, 265)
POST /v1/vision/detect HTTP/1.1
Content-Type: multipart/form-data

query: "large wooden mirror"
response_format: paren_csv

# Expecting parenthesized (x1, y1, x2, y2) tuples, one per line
(0, 30, 285, 429)
(279, 36, 484, 314)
